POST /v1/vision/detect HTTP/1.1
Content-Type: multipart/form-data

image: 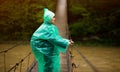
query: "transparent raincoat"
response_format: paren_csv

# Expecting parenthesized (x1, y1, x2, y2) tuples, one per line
(30, 8, 69, 72)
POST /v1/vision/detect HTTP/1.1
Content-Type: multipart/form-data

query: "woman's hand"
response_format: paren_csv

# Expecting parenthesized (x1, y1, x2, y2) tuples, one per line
(68, 39, 74, 45)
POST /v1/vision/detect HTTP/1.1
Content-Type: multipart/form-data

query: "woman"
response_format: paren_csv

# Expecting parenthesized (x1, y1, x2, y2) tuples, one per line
(30, 8, 73, 72)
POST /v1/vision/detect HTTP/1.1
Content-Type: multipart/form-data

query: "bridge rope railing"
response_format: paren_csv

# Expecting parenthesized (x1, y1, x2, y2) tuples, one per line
(0, 43, 22, 53)
(0, 42, 22, 72)
(71, 44, 99, 72)
(8, 52, 32, 72)
(0, 42, 34, 72)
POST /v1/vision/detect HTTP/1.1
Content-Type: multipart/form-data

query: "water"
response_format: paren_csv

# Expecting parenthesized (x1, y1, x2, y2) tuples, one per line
(0, 43, 120, 72)
(71, 46, 120, 72)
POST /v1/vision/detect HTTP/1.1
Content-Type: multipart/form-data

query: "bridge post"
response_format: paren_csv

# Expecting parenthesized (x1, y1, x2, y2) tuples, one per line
(55, 0, 72, 72)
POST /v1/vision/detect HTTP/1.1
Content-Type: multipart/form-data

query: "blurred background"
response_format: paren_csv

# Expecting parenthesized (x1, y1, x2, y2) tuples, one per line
(0, 0, 120, 72)
(0, 0, 120, 46)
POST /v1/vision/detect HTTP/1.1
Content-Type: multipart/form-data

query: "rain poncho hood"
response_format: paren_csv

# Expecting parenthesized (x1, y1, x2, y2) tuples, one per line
(30, 8, 69, 72)
(44, 8, 55, 24)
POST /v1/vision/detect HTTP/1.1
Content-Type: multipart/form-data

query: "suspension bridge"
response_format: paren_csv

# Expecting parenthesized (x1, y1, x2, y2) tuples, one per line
(1, 41, 120, 72)
(0, 0, 120, 72)
(0, 41, 101, 72)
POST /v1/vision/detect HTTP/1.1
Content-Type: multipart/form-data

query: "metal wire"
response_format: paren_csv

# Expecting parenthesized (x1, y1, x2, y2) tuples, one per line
(8, 52, 32, 72)
(73, 45, 99, 72)
(0, 42, 22, 72)
(27, 54, 30, 71)
(19, 59, 23, 72)
(3, 52, 6, 72)
(0, 43, 22, 54)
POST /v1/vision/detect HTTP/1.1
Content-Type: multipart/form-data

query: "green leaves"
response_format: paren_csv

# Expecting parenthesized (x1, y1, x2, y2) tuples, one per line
(0, 0, 57, 40)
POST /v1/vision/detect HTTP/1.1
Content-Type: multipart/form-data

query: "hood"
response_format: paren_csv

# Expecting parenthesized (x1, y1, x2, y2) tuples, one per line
(43, 8, 55, 24)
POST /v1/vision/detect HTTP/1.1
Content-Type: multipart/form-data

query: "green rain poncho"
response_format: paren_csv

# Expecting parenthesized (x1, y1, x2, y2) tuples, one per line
(30, 8, 69, 72)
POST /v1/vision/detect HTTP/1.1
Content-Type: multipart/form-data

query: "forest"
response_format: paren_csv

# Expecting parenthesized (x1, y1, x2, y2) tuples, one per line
(0, 0, 120, 46)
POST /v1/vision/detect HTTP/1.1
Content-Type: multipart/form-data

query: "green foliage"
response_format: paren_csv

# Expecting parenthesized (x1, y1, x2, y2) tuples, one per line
(0, 0, 56, 40)
(0, 0, 120, 45)
(69, 4, 89, 16)
(68, 3, 120, 45)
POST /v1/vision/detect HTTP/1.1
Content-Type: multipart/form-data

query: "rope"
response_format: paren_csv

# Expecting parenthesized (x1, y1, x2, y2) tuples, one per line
(4, 52, 6, 72)
(20, 62, 22, 72)
(27, 54, 30, 70)
(0, 42, 22, 54)
(73, 45, 99, 72)
(0, 42, 22, 72)
(8, 52, 32, 72)
(26, 60, 37, 72)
